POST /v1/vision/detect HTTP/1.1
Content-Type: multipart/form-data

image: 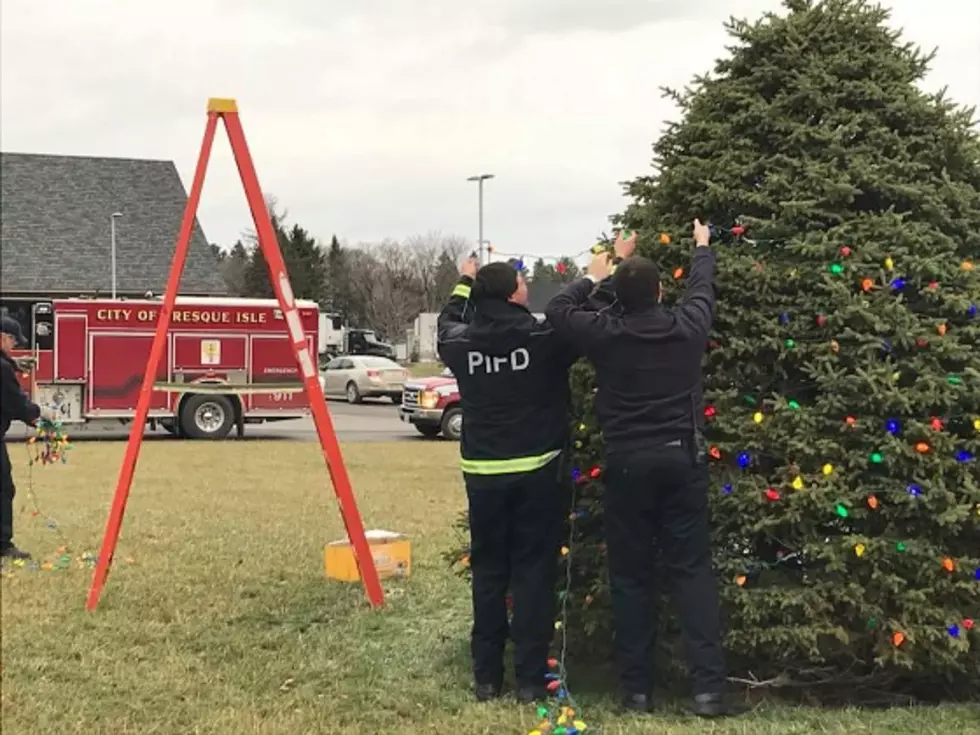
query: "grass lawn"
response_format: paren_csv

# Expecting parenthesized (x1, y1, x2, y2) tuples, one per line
(2, 440, 978, 735)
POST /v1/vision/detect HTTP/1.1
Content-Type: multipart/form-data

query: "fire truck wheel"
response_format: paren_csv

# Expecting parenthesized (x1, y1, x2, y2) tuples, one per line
(345, 382, 362, 404)
(440, 407, 463, 441)
(180, 394, 235, 440)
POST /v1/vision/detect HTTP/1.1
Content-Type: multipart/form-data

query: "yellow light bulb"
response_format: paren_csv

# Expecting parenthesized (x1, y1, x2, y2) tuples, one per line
(855, 544, 866, 557)
(884, 257, 893, 270)
(822, 463, 833, 475)
(753, 412, 764, 423)
(792, 476, 804, 490)
(974, 418, 980, 432)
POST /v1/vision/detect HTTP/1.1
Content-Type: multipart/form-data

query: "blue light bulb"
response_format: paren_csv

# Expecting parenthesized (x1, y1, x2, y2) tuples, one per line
(737, 452, 751, 468)
(885, 419, 901, 435)
(907, 484, 921, 497)
(890, 277, 906, 290)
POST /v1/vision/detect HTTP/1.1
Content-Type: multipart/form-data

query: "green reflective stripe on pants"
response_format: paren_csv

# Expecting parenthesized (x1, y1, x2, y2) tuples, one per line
(452, 284, 471, 298)
(461, 449, 561, 476)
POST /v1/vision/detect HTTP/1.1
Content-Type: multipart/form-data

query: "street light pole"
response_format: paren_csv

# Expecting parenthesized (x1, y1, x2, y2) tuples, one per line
(466, 173, 494, 264)
(110, 212, 123, 299)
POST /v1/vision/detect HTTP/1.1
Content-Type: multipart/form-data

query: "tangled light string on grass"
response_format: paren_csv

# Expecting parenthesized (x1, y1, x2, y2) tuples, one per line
(525, 475, 592, 735)
(1, 416, 98, 574)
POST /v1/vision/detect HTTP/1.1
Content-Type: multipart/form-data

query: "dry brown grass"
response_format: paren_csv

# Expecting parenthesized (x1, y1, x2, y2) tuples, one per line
(1, 440, 977, 734)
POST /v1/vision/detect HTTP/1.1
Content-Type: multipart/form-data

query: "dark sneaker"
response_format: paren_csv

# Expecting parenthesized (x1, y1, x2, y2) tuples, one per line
(692, 692, 735, 718)
(516, 684, 547, 704)
(474, 683, 501, 702)
(622, 693, 655, 713)
(0, 545, 31, 561)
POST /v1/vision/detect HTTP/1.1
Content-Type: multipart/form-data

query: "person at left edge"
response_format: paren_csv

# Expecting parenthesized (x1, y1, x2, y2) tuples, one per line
(1, 315, 43, 561)
(436, 249, 623, 704)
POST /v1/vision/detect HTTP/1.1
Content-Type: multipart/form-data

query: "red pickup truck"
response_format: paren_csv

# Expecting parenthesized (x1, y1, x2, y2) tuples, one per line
(398, 368, 462, 440)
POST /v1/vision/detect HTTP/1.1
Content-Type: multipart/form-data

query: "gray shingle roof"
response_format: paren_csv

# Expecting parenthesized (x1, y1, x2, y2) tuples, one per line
(0, 152, 228, 296)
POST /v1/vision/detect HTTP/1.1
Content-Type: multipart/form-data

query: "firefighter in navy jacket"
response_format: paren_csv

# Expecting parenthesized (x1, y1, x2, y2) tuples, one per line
(437, 252, 620, 703)
(1, 315, 42, 561)
(544, 220, 731, 718)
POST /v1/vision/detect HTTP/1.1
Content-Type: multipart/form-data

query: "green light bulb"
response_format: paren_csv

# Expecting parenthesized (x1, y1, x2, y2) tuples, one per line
(788, 400, 800, 410)
(785, 339, 796, 348)
(947, 375, 963, 386)
(870, 453, 883, 463)
(829, 263, 844, 275)
(835, 504, 849, 518)
(896, 542, 906, 552)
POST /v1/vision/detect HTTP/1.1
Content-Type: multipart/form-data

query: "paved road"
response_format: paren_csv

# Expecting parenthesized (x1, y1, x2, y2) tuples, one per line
(9, 399, 435, 443)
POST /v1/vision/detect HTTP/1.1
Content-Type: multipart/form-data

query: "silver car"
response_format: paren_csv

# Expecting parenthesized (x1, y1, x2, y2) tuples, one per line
(319, 355, 409, 404)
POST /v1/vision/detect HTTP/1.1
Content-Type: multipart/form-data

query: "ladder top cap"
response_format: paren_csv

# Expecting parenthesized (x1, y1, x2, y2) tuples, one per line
(207, 98, 238, 113)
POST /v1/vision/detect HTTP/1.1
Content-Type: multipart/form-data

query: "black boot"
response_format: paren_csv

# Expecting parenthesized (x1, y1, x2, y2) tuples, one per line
(516, 683, 547, 704)
(622, 693, 655, 713)
(474, 683, 501, 702)
(691, 692, 735, 718)
(0, 544, 31, 561)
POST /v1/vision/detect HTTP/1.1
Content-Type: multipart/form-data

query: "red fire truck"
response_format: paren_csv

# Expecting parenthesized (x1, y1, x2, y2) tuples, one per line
(5, 296, 320, 439)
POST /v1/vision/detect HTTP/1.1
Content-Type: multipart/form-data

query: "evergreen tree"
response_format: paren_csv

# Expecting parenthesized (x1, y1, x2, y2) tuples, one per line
(434, 247, 463, 307)
(325, 234, 354, 322)
(530, 257, 581, 283)
(217, 240, 250, 296)
(242, 203, 327, 301)
(451, 0, 980, 698)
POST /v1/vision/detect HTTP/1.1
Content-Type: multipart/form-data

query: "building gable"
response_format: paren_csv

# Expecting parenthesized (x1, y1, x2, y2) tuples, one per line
(0, 152, 228, 296)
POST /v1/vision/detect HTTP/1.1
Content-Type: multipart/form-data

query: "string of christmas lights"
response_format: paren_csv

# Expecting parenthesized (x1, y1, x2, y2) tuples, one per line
(1, 418, 96, 575)
(525, 475, 592, 735)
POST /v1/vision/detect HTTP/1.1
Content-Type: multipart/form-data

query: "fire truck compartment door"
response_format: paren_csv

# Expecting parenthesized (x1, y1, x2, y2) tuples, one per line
(35, 383, 84, 423)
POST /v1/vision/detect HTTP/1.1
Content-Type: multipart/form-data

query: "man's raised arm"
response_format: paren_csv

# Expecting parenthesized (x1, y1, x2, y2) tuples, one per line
(544, 251, 617, 354)
(437, 256, 478, 364)
(438, 256, 478, 334)
(675, 219, 717, 339)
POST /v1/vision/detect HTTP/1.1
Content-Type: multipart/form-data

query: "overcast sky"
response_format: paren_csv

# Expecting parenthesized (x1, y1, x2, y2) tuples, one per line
(2, 1, 978, 263)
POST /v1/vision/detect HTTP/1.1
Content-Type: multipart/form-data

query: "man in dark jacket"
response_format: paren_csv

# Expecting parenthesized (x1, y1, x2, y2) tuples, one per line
(437, 253, 619, 703)
(1, 315, 42, 560)
(545, 220, 731, 718)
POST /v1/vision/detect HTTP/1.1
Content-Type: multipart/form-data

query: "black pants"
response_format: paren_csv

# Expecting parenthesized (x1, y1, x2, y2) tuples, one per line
(605, 443, 726, 696)
(465, 458, 564, 688)
(0, 442, 16, 550)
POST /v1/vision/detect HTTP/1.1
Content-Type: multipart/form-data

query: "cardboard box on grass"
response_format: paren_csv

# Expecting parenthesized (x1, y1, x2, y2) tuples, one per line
(324, 529, 411, 582)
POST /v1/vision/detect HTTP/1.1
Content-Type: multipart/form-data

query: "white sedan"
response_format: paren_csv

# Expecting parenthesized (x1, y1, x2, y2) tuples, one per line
(319, 355, 409, 404)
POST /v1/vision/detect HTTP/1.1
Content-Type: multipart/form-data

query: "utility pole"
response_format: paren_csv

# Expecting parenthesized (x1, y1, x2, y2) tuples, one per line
(110, 212, 124, 299)
(466, 174, 494, 263)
